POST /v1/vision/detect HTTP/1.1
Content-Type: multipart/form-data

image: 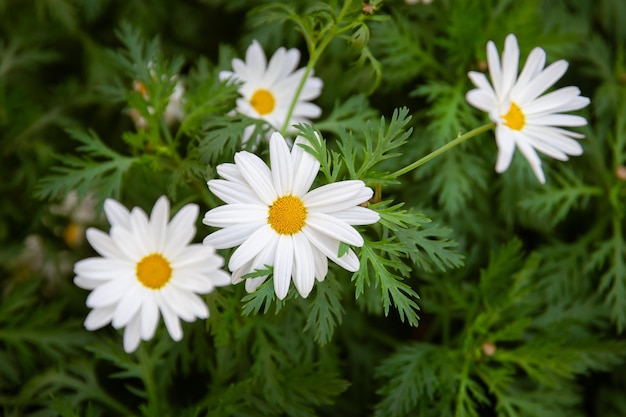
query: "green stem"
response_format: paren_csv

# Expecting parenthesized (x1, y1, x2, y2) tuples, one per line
(454, 355, 472, 417)
(160, 115, 175, 147)
(388, 122, 496, 179)
(137, 346, 162, 416)
(280, 0, 355, 135)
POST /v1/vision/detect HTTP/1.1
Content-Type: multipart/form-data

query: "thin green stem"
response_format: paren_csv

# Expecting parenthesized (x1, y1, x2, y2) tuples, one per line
(160, 115, 175, 147)
(137, 346, 163, 416)
(280, 0, 354, 135)
(454, 355, 472, 417)
(388, 122, 496, 179)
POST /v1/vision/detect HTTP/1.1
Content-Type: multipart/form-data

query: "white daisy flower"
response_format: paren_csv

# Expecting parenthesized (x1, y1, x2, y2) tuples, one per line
(466, 33, 590, 183)
(219, 40, 323, 144)
(203, 132, 379, 300)
(74, 196, 230, 353)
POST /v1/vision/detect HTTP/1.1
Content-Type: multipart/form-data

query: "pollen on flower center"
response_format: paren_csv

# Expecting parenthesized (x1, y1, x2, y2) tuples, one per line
(268, 195, 307, 235)
(502, 102, 526, 130)
(136, 253, 172, 289)
(250, 89, 275, 115)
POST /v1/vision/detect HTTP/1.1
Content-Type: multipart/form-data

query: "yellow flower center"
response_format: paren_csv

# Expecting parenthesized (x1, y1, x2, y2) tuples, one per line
(502, 102, 525, 130)
(250, 89, 275, 115)
(63, 223, 83, 248)
(136, 253, 172, 289)
(268, 195, 307, 235)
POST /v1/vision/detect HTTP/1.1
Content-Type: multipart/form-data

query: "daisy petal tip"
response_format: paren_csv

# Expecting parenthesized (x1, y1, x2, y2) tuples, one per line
(295, 284, 313, 299)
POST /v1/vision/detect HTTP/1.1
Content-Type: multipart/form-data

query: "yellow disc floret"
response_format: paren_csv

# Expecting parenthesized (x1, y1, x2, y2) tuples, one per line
(268, 195, 307, 235)
(502, 102, 525, 130)
(136, 253, 172, 289)
(250, 89, 276, 115)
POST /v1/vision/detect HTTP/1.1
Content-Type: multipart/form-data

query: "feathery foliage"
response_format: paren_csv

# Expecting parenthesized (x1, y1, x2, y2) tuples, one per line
(3, 0, 625, 416)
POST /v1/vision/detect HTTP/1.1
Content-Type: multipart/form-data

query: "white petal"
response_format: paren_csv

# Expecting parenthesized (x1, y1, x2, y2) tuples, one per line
(306, 212, 364, 246)
(487, 40, 503, 98)
(265, 47, 300, 85)
(111, 284, 144, 329)
(74, 257, 132, 280)
(208, 179, 261, 204)
(554, 96, 590, 113)
(156, 292, 183, 341)
(523, 86, 586, 116)
(203, 222, 265, 249)
(74, 276, 105, 290)
(231, 58, 248, 81)
(516, 60, 568, 105)
(150, 196, 170, 252)
(85, 228, 127, 260)
(164, 204, 198, 259)
(291, 138, 320, 196)
(301, 227, 360, 272)
(123, 312, 142, 353)
(523, 125, 584, 156)
(292, 102, 322, 119)
(494, 125, 517, 174)
(246, 40, 267, 74)
(466, 89, 498, 114)
(524, 135, 569, 161)
(235, 151, 278, 205)
(140, 295, 160, 340)
(245, 276, 268, 293)
(514, 131, 546, 183)
(311, 245, 328, 281)
(208, 270, 232, 287)
(298, 75, 323, 100)
(229, 225, 275, 271)
(84, 305, 116, 330)
(171, 270, 214, 293)
(330, 206, 380, 225)
(129, 208, 152, 254)
(303, 180, 367, 212)
(468, 71, 495, 92)
(183, 292, 210, 320)
(530, 113, 588, 127)
(202, 204, 267, 228)
(511, 47, 546, 97)
(216, 163, 246, 184)
(292, 232, 316, 298)
(219, 70, 236, 83)
(170, 244, 217, 269)
(548, 126, 585, 139)
(110, 225, 145, 261)
(104, 198, 131, 229)
(273, 235, 294, 300)
(269, 132, 294, 195)
(160, 286, 198, 322)
(86, 278, 134, 309)
(500, 34, 520, 96)
(244, 232, 280, 278)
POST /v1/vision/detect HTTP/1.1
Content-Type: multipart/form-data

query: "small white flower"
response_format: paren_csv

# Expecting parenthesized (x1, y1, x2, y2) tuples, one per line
(49, 190, 99, 247)
(220, 40, 323, 144)
(74, 196, 230, 353)
(466, 33, 590, 183)
(203, 132, 379, 300)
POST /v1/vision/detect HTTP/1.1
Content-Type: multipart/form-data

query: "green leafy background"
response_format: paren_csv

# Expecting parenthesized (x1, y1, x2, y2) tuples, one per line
(1, 0, 626, 416)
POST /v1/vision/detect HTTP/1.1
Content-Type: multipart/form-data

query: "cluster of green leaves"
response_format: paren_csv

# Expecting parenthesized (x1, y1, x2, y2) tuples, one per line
(2, 0, 626, 416)
(375, 240, 626, 417)
(291, 108, 463, 328)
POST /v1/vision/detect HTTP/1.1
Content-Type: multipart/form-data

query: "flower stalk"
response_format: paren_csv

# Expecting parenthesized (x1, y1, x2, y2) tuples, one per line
(388, 122, 496, 179)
